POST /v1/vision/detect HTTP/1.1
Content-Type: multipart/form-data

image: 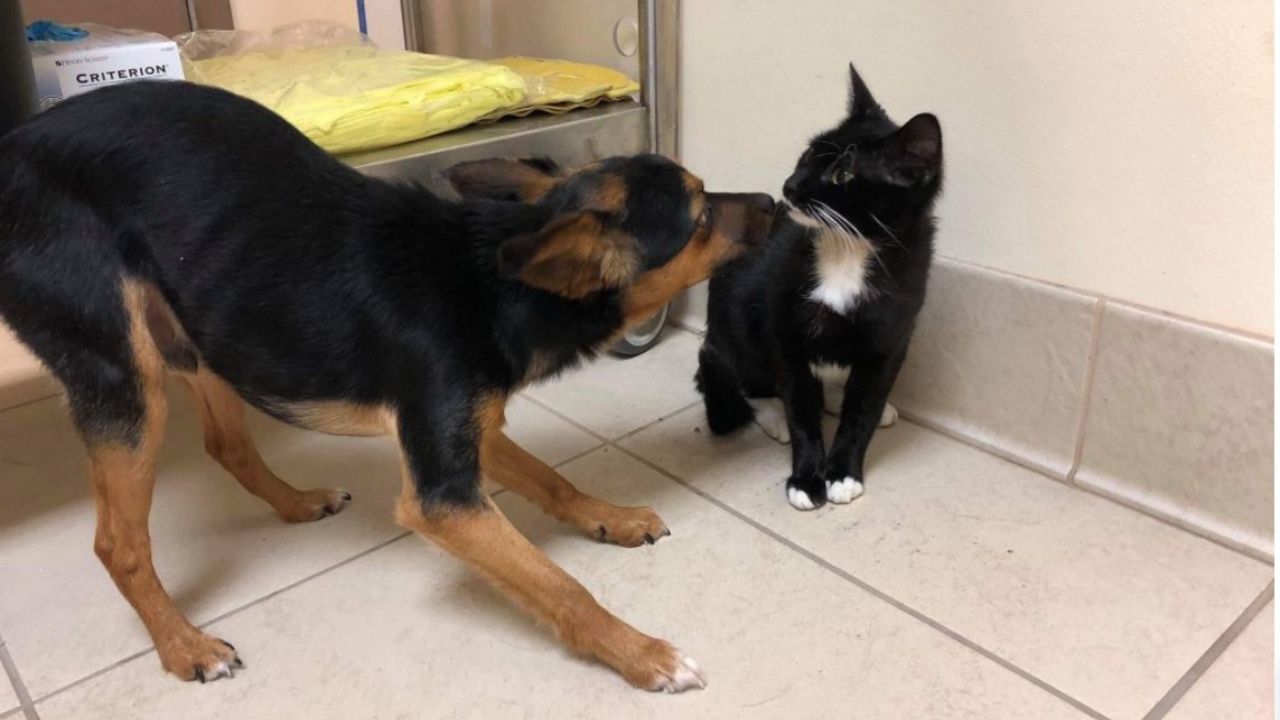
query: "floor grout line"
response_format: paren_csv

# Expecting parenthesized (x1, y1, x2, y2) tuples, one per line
(1066, 299, 1106, 484)
(610, 400, 704, 444)
(520, 396, 611, 444)
(1139, 580, 1274, 720)
(550, 442, 609, 469)
(609, 441, 1111, 720)
(0, 635, 39, 720)
(0, 389, 63, 418)
(193, 531, 415, 632)
(29, 531, 415, 709)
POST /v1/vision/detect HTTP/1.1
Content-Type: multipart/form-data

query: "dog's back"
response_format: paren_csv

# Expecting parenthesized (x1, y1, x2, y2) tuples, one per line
(0, 82, 466, 438)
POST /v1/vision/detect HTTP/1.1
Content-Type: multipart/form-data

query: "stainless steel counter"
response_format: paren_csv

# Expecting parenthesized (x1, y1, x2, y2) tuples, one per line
(344, 100, 647, 182)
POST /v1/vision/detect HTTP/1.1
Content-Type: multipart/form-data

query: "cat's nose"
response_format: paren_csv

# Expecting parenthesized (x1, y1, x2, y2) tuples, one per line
(782, 173, 801, 202)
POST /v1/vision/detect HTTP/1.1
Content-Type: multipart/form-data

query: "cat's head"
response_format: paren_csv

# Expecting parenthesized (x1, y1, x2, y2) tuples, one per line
(783, 63, 943, 234)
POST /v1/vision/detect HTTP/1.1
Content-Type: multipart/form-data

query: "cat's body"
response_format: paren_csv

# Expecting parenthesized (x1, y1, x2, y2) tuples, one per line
(697, 64, 943, 509)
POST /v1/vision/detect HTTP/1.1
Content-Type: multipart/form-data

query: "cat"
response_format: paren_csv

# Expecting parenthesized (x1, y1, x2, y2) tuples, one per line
(696, 62, 943, 510)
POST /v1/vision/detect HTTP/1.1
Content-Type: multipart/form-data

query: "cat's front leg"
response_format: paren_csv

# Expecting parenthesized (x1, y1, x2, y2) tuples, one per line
(824, 343, 908, 503)
(778, 359, 827, 510)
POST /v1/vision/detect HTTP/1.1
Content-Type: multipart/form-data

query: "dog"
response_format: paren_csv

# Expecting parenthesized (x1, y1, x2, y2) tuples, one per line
(0, 81, 773, 691)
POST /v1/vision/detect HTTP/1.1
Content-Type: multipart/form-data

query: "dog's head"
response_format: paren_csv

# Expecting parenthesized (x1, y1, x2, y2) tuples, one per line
(447, 154, 774, 326)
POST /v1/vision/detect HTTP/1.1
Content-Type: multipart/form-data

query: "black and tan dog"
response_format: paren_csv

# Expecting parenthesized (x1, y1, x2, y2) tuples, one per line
(0, 81, 772, 691)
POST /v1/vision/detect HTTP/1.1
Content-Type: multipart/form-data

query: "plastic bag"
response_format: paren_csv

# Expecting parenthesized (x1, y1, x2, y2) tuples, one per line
(177, 21, 525, 155)
(480, 56, 640, 122)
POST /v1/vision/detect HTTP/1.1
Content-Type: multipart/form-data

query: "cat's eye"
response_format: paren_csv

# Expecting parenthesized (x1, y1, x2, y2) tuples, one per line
(825, 150, 857, 185)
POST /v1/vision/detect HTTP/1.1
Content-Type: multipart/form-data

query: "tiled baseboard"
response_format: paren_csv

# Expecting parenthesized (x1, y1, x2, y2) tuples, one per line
(893, 258, 1274, 561)
(671, 257, 1275, 561)
(1072, 302, 1274, 559)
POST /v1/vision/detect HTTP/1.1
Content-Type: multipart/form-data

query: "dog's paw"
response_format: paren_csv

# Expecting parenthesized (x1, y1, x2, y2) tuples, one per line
(879, 403, 899, 428)
(279, 488, 352, 523)
(749, 398, 790, 444)
(582, 502, 670, 548)
(825, 476, 865, 504)
(629, 640, 706, 693)
(158, 630, 242, 683)
(785, 474, 826, 511)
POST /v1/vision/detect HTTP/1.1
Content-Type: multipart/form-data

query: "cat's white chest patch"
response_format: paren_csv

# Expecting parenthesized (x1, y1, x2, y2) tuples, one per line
(807, 224, 874, 314)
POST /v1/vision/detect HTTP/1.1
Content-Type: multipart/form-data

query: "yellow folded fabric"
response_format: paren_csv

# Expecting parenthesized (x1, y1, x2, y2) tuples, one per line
(185, 45, 526, 154)
(481, 56, 640, 121)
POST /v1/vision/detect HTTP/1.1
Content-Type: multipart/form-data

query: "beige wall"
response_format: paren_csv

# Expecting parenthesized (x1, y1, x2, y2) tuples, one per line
(227, 0, 356, 33)
(680, 1, 1274, 336)
(226, 0, 402, 48)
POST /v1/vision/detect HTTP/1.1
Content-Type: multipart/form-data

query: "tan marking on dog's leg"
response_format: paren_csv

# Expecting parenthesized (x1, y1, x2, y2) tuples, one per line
(92, 282, 240, 682)
(182, 371, 351, 522)
(481, 429, 669, 547)
(394, 487, 703, 692)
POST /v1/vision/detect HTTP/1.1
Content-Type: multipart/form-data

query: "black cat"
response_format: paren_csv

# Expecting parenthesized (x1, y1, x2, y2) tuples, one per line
(696, 63, 943, 510)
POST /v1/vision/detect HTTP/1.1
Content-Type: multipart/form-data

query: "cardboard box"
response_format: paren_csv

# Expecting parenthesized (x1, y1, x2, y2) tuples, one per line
(29, 23, 185, 110)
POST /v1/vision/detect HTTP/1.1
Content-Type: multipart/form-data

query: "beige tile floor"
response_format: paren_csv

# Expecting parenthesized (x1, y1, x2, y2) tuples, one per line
(0, 327, 1272, 720)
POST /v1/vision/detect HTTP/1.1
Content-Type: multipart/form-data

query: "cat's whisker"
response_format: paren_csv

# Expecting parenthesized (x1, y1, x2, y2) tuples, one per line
(815, 201, 898, 287)
(813, 200, 860, 240)
(869, 213, 907, 250)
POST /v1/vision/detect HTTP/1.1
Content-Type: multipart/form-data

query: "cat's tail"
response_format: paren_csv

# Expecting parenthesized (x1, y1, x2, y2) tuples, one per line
(695, 345, 754, 435)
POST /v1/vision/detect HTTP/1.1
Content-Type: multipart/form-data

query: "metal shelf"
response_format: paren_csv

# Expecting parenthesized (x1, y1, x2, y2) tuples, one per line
(343, 101, 647, 182)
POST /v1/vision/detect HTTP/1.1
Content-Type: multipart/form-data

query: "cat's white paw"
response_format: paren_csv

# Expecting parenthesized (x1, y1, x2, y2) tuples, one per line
(787, 486, 817, 510)
(749, 398, 790, 444)
(879, 403, 898, 428)
(826, 477, 864, 504)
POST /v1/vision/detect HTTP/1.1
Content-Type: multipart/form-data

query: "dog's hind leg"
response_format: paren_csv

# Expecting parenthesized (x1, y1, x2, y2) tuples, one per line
(182, 371, 351, 522)
(85, 282, 241, 682)
(481, 426, 669, 548)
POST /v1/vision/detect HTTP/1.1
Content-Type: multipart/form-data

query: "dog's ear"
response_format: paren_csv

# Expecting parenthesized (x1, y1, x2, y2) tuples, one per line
(497, 211, 640, 299)
(446, 157, 561, 202)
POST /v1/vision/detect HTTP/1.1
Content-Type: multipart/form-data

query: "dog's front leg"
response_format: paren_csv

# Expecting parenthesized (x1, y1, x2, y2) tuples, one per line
(393, 394, 703, 692)
(481, 427, 669, 547)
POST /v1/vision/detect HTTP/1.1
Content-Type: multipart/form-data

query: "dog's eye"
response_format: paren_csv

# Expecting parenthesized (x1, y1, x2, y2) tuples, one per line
(698, 204, 712, 226)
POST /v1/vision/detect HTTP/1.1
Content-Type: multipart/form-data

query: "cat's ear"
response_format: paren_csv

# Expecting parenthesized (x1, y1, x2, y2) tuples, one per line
(880, 113, 942, 186)
(848, 62, 885, 119)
